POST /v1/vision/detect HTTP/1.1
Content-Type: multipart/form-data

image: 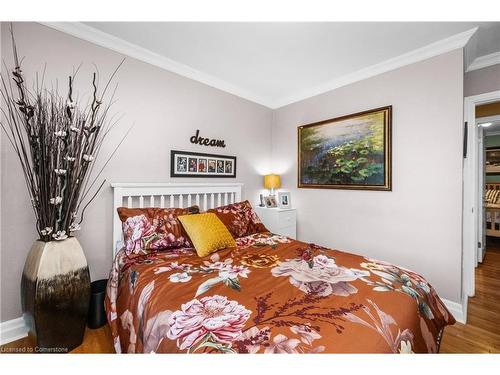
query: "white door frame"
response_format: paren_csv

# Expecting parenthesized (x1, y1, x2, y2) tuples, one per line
(463, 90, 500, 300)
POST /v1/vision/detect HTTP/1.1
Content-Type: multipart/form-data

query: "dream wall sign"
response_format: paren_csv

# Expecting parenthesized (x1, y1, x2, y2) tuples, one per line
(190, 130, 226, 148)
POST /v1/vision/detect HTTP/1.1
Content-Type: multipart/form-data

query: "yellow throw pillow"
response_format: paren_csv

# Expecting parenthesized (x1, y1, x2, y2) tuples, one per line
(178, 213, 237, 257)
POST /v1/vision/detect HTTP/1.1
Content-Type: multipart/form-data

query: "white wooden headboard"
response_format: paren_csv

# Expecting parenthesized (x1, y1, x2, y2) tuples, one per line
(111, 182, 243, 256)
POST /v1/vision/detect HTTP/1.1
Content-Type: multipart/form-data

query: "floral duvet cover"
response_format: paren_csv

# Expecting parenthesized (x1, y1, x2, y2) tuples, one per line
(105, 233, 455, 354)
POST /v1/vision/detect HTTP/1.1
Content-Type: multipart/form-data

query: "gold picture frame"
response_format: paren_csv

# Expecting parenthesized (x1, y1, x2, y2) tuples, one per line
(298, 106, 392, 191)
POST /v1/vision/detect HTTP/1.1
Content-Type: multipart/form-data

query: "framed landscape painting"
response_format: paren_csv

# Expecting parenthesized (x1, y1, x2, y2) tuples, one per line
(298, 106, 392, 191)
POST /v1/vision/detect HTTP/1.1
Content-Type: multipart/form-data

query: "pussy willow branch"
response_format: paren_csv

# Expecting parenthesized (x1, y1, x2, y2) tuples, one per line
(0, 24, 128, 241)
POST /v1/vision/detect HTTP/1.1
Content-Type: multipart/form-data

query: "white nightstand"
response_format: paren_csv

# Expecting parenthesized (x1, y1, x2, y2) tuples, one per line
(255, 206, 297, 239)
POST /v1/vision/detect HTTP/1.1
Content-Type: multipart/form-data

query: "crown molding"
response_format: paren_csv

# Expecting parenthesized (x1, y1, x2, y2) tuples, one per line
(39, 22, 273, 108)
(272, 27, 478, 108)
(40, 23, 477, 109)
(467, 51, 500, 72)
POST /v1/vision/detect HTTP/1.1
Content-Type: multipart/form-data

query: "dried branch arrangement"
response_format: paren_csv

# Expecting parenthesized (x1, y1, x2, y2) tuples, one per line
(0, 26, 129, 242)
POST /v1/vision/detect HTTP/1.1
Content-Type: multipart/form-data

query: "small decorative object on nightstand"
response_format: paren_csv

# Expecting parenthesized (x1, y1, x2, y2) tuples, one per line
(277, 191, 291, 209)
(259, 194, 265, 207)
(264, 195, 278, 208)
(255, 206, 297, 239)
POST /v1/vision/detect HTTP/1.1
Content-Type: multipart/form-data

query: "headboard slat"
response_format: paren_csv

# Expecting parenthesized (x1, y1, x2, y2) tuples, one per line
(111, 183, 243, 257)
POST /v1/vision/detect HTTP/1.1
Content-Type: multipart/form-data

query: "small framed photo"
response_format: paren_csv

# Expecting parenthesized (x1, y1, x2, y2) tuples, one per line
(264, 195, 277, 208)
(217, 160, 225, 173)
(278, 191, 291, 208)
(171, 150, 237, 178)
(188, 157, 198, 172)
(198, 158, 207, 173)
(208, 159, 216, 173)
(177, 156, 187, 172)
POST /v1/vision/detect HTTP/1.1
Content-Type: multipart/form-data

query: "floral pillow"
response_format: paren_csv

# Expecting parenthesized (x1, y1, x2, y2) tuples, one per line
(117, 206, 199, 257)
(207, 200, 268, 238)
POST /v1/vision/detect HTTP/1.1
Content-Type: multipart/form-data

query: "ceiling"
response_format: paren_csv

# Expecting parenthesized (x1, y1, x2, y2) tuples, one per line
(480, 114, 500, 135)
(483, 119, 500, 135)
(78, 22, 500, 108)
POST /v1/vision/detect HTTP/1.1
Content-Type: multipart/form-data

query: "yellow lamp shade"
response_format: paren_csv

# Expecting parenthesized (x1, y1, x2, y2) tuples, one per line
(264, 174, 281, 189)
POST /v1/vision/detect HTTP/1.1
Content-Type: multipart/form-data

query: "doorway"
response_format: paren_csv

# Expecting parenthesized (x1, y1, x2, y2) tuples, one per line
(463, 90, 500, 323)
(479, 102, 500, 264)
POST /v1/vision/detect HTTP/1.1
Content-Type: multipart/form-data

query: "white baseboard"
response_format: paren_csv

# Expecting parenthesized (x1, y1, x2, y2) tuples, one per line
(442, 297, 467, 324)
(0, 317, 28, 345)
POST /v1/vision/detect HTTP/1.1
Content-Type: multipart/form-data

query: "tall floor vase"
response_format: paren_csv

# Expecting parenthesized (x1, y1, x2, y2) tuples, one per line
(21, 237, 90, 351)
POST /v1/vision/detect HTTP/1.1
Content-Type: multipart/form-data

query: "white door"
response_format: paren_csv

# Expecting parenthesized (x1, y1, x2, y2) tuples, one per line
(477, 125, 486, 263)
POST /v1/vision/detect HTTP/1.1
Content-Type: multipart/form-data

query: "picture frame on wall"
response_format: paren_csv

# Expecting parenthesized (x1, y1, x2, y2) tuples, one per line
(188, 157, 198, 173)
(208, 159, 216, 173)
(171, 150, 237, 178)
(298, 106, 392, 191)
(198, 158, 207, 173)
(277, 191, 291, 208)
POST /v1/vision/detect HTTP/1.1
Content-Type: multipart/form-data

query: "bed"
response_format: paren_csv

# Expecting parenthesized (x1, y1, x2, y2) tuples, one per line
(485, 183, 500, 237)
(105, 183, 455, 354)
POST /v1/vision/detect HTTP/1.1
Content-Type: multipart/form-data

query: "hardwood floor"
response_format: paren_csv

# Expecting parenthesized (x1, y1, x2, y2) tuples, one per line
(440, 237, 500, 353)
(0, 325, 114, 354)
(2, 241, 499, 354)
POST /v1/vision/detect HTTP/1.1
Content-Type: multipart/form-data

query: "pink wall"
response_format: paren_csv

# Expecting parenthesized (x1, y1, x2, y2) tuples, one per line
(0, 22, 273, 322)
(1, 23, 466, 324)
(272, 50, 464, 303)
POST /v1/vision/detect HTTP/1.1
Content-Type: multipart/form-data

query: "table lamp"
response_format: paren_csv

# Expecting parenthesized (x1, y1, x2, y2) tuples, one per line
(264, 174, 281, 196)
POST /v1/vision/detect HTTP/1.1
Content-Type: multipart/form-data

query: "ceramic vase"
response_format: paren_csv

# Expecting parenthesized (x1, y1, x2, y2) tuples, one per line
(21, 237, 90, 351)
